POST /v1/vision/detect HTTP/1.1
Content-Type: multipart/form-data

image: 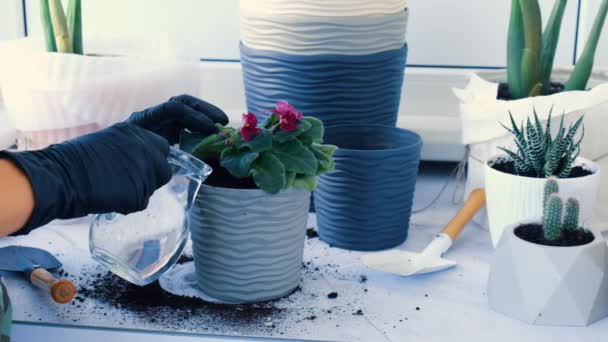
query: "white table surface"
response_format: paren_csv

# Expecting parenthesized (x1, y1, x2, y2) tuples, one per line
(3, 164, 608, 342)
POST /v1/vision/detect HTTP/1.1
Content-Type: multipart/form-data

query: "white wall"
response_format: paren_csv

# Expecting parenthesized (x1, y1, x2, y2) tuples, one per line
(0, 0, 25, 41)
(20, 0, 582, 68)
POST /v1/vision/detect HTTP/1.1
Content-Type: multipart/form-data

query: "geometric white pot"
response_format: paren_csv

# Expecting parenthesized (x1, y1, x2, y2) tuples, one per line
(488, 223, 608, 326)
(485, 156, 600, 247)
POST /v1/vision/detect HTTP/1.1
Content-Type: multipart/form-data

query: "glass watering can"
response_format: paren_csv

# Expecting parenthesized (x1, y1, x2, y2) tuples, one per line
(89, 147, 211, 286)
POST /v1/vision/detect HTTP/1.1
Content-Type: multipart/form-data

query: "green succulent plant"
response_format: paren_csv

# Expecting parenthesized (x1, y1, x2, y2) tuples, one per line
(499, 109, 584, 178)
(41, 0, 83, 54)
(507, 0, 608, 99)
(541, 177, 581, 240)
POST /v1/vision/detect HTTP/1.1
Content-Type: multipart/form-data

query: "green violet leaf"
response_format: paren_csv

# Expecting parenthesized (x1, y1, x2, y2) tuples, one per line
(273, 139, 318, 176)
(251, 152, 286, 194)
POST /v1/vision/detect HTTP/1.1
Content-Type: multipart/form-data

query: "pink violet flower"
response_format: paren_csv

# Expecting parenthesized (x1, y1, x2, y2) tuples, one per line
(273, 101, 303, 132)
(240, 112, 262, 142)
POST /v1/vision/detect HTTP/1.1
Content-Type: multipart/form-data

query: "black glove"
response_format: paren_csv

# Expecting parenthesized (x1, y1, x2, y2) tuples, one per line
(127, 94, 229, 144)
(0, 123, 172, 234)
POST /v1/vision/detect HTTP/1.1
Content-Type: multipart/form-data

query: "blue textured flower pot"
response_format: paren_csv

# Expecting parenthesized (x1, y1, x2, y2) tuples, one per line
(314, 125, 422, 251)
(240, 43, 408, 126)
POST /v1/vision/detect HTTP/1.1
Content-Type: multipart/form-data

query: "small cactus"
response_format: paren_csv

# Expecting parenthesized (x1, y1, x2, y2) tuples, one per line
(543, 194, 563, 240)
(540, 178, 582, 241)
(543, 177, 559, 210)
(563, 197, 580, 231)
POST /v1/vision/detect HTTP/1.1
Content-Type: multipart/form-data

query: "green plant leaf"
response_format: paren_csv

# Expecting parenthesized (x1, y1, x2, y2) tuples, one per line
(273, 120, 313, 143)
(285, 171, 296, 189)
(67, 0, 82, 54)
(298, 117, 324, 144)
(48, 0, 72, 53)
(507, 0, 525, 99)
(540, 0, 567, 94)
(263, 113, 280, 129)
(251, 152, 286, 194)
(240, 129, 272, 152)
(180, 131, 210, 153)
(518, 0, 543, 97)
(40, 0, 57, 52)
(565, 0, 608, 90)
(293, 175, 317, 192)
(311, 144, 337, 174)
(221, 149, 259, 179)
(273, 139, 318, 176)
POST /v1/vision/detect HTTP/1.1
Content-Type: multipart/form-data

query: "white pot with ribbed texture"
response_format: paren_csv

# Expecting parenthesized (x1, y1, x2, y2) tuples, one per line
(0, 38, 200, 150)
(240, 10, 408, 56)
(190, 185, 310, 304)
(485, 157, 600, 247)
(240, 0, 407, 17)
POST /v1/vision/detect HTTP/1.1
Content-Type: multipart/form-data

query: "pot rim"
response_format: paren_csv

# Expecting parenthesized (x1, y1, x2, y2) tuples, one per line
(485, 155, 600, 181)
(323, 124, 422, 154)
(503, 222, 602, 250)
(200, 183, 310, 195)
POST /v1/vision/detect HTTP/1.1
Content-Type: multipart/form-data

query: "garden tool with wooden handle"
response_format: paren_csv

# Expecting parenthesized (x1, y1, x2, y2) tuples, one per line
(361, 189, 486, 276)
(0, 246, 76, 304)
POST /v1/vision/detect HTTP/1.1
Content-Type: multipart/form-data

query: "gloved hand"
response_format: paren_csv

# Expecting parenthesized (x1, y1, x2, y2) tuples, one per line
(127, 94, 229, 144)
(0, 95, 229, 234)
(0, 123, 171, 234)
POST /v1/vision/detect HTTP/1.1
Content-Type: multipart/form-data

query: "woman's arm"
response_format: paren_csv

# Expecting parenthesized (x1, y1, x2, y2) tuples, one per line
(0, 159, 34, 236)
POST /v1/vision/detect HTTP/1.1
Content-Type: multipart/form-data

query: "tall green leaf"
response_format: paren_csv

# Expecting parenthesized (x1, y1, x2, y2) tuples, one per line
(48, 0, 72, 53)
(67, 0, 83, 54)
(540, 0, 567, 94)
(565, 0, 608, 90)
(507, 0, 525, 99)
(519, 0, 543, 97)
(40, 0, 57, 52)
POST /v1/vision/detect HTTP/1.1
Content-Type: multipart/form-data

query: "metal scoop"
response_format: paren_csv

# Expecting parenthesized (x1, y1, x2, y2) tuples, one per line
(0, 246, 77, 304)
(361, 189, 486, 276)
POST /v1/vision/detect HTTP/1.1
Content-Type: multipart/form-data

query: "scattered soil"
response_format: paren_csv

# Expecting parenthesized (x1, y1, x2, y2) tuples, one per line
(306, 228, 318, 239)
(203, 159, 258, 189)
(353, 310, 364, 316)
(77, 271, 281, 325)
(490, 159, 593, 179)
(515, 223, 594, 247)
(359, 276, 367, 284)
(327, 292, 338, 299)
(497, 82, 565, 100)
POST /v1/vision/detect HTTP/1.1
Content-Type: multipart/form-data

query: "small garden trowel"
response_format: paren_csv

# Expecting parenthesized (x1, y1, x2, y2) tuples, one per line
(0, 246, 77, 304)
(361, 189, 486, 277)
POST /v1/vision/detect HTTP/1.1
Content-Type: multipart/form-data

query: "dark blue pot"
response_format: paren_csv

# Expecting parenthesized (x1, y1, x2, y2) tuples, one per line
(314, 125, 422, 251)
(240, 42, 407, 126)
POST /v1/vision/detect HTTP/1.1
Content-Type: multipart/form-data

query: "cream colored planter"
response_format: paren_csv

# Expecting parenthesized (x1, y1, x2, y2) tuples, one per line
(488, 223, 608, 326)
(485, 157, 600, 247)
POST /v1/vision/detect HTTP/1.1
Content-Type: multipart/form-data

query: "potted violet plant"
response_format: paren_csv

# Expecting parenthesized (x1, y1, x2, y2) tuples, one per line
(485, 110, 600, 246)
(488, 177, 608, 326)
(455, 0, 608, 229)
(181, 101, 336, 303)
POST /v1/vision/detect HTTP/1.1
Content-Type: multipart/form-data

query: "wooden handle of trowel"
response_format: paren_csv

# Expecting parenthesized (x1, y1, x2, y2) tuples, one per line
(30, 268, 77, 304)
(441, 189, 486, 241)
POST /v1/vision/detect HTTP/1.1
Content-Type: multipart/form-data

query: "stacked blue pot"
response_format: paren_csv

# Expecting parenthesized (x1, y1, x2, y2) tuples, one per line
(314, 125, 422, 251)
(239, 0, 409, 126)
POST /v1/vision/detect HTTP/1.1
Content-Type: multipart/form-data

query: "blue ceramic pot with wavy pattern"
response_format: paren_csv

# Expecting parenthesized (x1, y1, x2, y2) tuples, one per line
(240, 43, 408, 127)
(314, 124, 422, 251)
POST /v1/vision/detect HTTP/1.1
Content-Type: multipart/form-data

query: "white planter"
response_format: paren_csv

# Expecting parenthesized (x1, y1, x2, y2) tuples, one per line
(488, 223, 608, 326)
(0, 38, 200, 150)
(485, 157, 600, 247)
(454, 70, 608, 230)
